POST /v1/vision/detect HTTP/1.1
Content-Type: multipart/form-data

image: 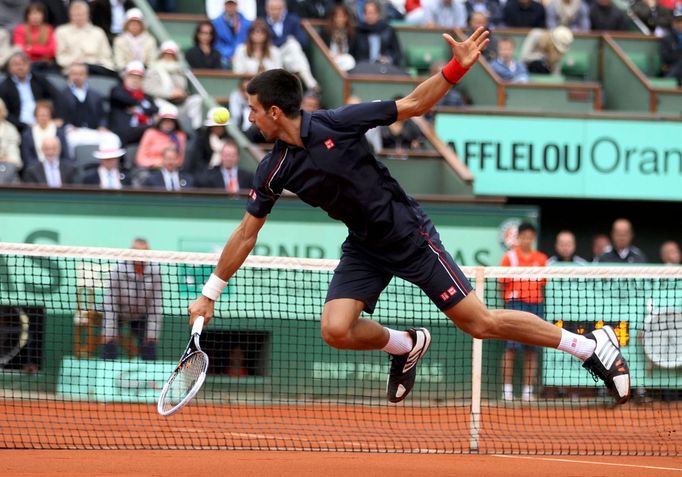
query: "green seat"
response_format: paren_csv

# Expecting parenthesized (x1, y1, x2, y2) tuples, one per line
(561, 51, 589, 78)
(405, 46, 448, 73)
(627, 52, 648, 73)
(648, 77, 679, 89)
(528, 74, 566, 83)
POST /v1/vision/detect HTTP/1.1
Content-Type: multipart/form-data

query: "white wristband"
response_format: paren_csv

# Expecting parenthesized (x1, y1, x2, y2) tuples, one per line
(202, 273, 227, 301)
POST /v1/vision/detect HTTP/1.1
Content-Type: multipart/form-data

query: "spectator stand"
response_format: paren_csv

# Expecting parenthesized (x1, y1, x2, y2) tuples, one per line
(603, 33, 682, 114)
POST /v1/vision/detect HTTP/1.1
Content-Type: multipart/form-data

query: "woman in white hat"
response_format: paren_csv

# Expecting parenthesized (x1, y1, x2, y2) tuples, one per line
(135, 103, 187, 169)
(113, 8, 159, 71)
(144, 40, 204, 130)
(520, 26, 574, 75)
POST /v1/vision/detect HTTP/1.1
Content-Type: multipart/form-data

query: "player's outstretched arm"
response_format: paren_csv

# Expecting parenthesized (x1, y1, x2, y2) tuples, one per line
(188, 212, 267, 325)
(396, 27, 489, 121)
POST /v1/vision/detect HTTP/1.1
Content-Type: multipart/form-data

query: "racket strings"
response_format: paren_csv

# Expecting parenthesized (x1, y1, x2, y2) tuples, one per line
(160, 352, 208, 413)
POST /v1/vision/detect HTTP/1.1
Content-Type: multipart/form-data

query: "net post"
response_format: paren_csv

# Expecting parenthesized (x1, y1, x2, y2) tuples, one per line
(469, 266, 485, 453)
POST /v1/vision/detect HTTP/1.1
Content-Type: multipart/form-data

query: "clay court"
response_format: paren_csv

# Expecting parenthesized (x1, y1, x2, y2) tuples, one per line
(2, 400, 682, 476)
(3, 451, 682, 476)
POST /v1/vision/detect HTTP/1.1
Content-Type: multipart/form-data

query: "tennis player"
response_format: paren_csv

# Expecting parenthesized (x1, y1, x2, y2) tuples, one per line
(189, 27, 631, 405)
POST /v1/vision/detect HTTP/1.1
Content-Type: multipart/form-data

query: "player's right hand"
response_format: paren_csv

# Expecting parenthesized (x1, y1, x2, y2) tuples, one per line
(188, 296, 215, 326)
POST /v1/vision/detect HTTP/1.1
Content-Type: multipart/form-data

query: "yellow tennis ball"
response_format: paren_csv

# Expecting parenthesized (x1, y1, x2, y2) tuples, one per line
(212, 107, 230, 124)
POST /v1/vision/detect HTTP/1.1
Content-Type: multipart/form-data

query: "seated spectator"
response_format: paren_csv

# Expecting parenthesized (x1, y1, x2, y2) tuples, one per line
(228, 77, 252, 133)
(631, 0, 673, 36)
(546, 0, 590, 32)
(22, 136, 76, 186)
(320, 4, 357, 71)
(591, 233, 610, 261)
(198, 139, 253, 191)
(521, 26, 574, 74)
(547, 230, 588, 265)
(466, 0, 504, 29)
(113, 8, 158, 71)
(82, 133, 131, 189)
(13, 2, 56, 71)
(344, 0, 403, 22)
(467, 11, 498, 61)
(213, 0, 251, 69)
(503, 0, 547, 28)
(265, 0, 319, 90)
(352, 0, 402, 67)
(0, 0, 29, 30)
(185, 20, 223, 69)
(20, 100, 70, 169)
(55, 0, 116, 76)
(109, 61, 158, 145)
(0, 51, 62, 131)
(596, 218, 648, 263)
(136, 104, 187, 169)
(301, 91, 321, 112)
(380, 98, 424, 151)
(232, 19, 284, 75)
(0, 98, 22, 171)
(61, 62, 111, 158)
(660, 6, 682, 86)
(590, 0, 627, 32)
(491, 37, 530, 83)
(142, 145, 194, 190)
(144, 40, 203, 131)
(421, 0, 467, 29)
(186, 106, 233, 174)
(660, 240, 681, 265)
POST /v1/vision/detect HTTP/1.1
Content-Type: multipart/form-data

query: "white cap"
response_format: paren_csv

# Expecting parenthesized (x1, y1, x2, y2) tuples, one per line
(93, 133, 125, 159)
(160, 40, 180, 56)
(124, 8, 144, 24)
(550, 26, 574, 54)
(158, 103, 179, 120)
(124, 60, 145, 76)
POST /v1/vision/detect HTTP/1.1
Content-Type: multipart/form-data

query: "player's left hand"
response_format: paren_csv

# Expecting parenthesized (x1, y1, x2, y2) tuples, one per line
(443, 27, 490, 69)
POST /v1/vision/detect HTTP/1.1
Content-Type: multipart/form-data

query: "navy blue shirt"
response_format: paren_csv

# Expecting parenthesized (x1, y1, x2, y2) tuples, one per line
(246, 100, 420, 246)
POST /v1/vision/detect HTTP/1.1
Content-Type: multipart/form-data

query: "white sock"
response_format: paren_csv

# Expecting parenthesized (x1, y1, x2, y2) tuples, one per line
(557, 329, 596, 361)
(522, 385, 534, 398)
(503, 383, 513, 400)
(381, 328, 413, 355)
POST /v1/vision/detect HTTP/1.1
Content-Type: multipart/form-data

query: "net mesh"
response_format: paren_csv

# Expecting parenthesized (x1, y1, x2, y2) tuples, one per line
(0, 243, 681, 454)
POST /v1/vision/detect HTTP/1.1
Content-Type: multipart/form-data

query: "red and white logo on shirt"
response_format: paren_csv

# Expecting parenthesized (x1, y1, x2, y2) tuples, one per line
(248, 189, 257, 200)
(324, 138, 335, 150)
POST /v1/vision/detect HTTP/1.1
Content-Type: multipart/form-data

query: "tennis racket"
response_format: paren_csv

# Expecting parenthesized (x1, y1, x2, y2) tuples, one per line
(157, 316, 209, 416)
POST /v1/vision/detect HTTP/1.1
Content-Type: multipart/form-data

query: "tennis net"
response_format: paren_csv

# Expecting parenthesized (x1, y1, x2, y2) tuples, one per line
(0, 242, 681, 454)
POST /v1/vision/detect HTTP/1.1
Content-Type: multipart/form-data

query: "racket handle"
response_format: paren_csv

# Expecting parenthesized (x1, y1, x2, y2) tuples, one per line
(191, 316, 205, 336)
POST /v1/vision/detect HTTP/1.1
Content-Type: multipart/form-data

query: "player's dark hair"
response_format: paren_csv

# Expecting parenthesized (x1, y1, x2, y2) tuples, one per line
(246, 69, 302, 119)
(518, 222, 537, 235)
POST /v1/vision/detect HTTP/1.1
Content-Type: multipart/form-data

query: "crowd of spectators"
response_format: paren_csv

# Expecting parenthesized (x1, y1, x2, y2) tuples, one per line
(0, 0, 680, 192)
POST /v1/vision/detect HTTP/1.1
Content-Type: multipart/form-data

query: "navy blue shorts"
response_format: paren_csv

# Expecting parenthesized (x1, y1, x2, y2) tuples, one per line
(505, 300, 544, 351)
(325, 217, 473, 314)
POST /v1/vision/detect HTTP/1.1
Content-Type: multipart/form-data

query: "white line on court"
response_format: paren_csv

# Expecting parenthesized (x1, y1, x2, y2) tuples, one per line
(493, 455, 682, 472)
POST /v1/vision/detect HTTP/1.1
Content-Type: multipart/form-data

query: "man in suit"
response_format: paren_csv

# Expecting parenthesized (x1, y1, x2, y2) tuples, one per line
(82, 133, 131, 189)
(23, 136, 76, 186)
(264, 0, 318, 90)
(62, 62, 113, 158)
(142, 145, 194, 191)
(0, 51, 62, 131)
(199, 139, 253, 192)
(109, 61, 158, 145)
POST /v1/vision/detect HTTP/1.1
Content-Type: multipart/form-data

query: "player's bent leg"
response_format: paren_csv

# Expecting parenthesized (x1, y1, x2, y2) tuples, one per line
(320, 298, 389, 350)
(443, 293, 561, 347)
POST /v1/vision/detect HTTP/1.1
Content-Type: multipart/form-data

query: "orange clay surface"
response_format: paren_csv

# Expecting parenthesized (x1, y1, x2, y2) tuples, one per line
(2, 451, 682, 477)
(2, 400, 682, 475)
